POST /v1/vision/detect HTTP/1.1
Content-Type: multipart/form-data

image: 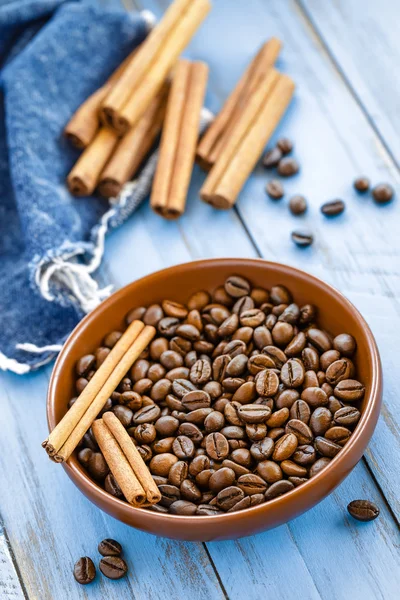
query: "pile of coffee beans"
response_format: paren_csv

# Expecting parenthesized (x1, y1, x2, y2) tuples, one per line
(73, 538, 127, 585)
(73, 275, 365, 516)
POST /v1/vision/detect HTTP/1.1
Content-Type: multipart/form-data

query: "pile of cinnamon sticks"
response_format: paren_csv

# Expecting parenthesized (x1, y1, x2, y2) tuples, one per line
(42, 321, 160, 507)
(64, 0, 295, 218)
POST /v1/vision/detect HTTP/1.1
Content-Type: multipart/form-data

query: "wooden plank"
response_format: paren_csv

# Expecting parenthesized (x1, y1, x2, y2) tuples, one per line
(0, 523, 26, 600)
(299, 0, 400, 166)
(138, 0, 400, 522)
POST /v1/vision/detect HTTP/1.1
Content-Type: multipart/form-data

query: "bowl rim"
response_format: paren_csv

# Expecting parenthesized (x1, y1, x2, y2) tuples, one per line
(47, 258, 382, 524)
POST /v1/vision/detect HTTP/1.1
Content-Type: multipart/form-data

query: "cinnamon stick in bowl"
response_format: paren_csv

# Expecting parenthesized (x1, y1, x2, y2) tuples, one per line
(100, 0, 211, 135)
(196, 38, 282, 170)
(97, 83, 169, 198)
(200, 73, 295, 209)
(151, 59, 208, 219)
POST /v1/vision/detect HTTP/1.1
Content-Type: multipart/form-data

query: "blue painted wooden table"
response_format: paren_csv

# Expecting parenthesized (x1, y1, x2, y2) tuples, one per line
(1, 0, 400, 598)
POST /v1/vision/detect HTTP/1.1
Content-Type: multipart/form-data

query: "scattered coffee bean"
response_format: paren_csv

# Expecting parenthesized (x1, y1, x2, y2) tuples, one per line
(266, 179, 284, 199)
(321, 199, 345, 217)
(291, 230, 313, 247)
(289, 195, 307, 215)
(372, 183, 394, 204)
(277, 157, 299, 177)
(353, 176, 370, 193)
(263, 147, 282, 168)
(347, 499, 380, 522)
(99, 556, 128, 580)
(98, 539, 122, 557)
(277, 138, 293, 155)
(72, 275, 365, 516)
(74, 557, 96, 585)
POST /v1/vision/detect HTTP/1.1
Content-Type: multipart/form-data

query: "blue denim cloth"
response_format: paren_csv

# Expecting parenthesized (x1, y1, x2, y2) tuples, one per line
(0, 0, 149, 372)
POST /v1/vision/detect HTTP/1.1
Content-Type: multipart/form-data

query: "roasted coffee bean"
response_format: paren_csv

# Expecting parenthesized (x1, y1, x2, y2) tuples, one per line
(225, 275, 251, 298)
(137, 445, 152, 462)
(291, 231, 313, 247)
(280, 359, 305, 388)
(372, 183, 394, 204)
(76, 354, 95, 377)
(160, 350, 183, 371)
(263, 146, 282, 168)
(144, 304, 163, 326)
(321, 199, 345, 216)
(224, 339, 248, 357)
(155, 416, 180, 437)
(262, 345, 287, 368)
(285, 419, 313, 444)
(178, 422, 203, 444)
(299, 303, 317, 326)
(233, 326, 254, 344)
(224, 401, 243, 426)
(275, 389, 299, 410)
(99, 556, 128, 580)
(317, 371, 327, 386)
(168, 461, 189, 486)
(237, 474, 267, 495)
(98, 539, 122, 557)
(310, 407, 332, 436)
(221, 425, 245, 440)
(238, 404, 271, 424)
(325, 426, 351, 446)
(104, 474, 123, 498)
(158, 484, 181, 507)
(277, 157, 299, 177)
(162, 300, 188, 319)
(230, 448, 252, 467)
(307, 328, 332, 353)
(180, 479, 202, 502)
(334, 406, 361, 427)
(134, 423, 157, 444)
(309, 457, 331, 477)
(133, 378, 152, 395)
(266, 179, 284, 199)
(87, 452, 109, 481)
(319, 349, 340, 371)
(285, 332, 306, 357)
(272, 321, 294, 347)
(256, 369, 280, 397)
(333, 333, 357, 357)
(314, 436, 341, 458)
(172, 378, 197, 398)
(126, 306, 146, 324)
(131, 359, 150, 382)
(158, 317, 180, 337)
(170, 336, 192, 357)
(96, 347, 111, 369)
(190, 359, 212, 385)
(265, 480, 294, 500)
(292, 444, 316, 466)
(182, 390, 211, 412)
(289, 194, 307, 215)
(205, 432, 230, 460)
(245, 423, 267, 441)
(253, 325, 273, 349)
(188, 290, 210, 311)
(334, 379, 365, 402)
(290, 399, 311, 423)
(76, 377, 89, 394)
(301, 387, 328, 408)
(216, 486, 244, 510)
(222, 459, 250, 477)
(240, 308, 265, 328)
(232, 381, 257, 404)
(303, 370, 319, 388)
(277, 137, 293, 154)
(232, 295, 255, 316)
(328, 395, 345, 413)
(326, 359, 354, 385)
(280, 460, 308, 477)
(250, 438, 274, 462)
(204, 410, 225, 432)
(272, 433, 298, 461)
(354, 176, 370, 193)
(266, 408, 289, 428)
(251, 288, 270, 307)
(74, 557, 96, 585)
(150, 379, 172, 402)
(149, 453, 178, 477)
(209, 467, 236, 492)
(226, 354, 248, 377)
(186, 408, 213, 425)
(133, 404, 161, 424)
(150, 338, 169, 361)
(168, 500, 197, 515)
(302, 347, 320, 371)
(203, 381, 222, 400)
(347, 500, 380, 522)
(248, 354, 275, 374)
(223, 377, 246, 393)
(172, 436, 195, 459)
(218, 313, 239, 338)
(196, 504, 222, 515)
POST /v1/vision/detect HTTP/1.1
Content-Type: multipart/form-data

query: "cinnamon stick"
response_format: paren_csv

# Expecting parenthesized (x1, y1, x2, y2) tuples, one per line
(92, 419, 147, 507)
(151, 59, 208, 219)
(197, 38, 282, 170)
(101, 0, 211, 134)
(97, 83, 169, 198)
(67, 128, 119, 196)
(52, 325, 156, 463)
(102, 412, 161, 504)
(42, 320, 145, 458)
(64, 49, 138, 149)
(200, 73, 295, 209)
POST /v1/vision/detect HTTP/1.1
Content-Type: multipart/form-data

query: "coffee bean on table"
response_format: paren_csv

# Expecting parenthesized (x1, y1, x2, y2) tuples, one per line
(347, 499, 380, 522)
(372, 183, 394, 204)
(263, 147, 282, 168)
(277, 138, 293, 154)
(98, 539, 122, 557)
(353, 176, 370, 193)
(99, 556, 128, 580)
(266, 179, 284, 199)
(321, 199, 345, 216)
(289, 195, 307, 215)
(74, 557, 96, 585)
(277, 157, 299, 177)
(291, 230, 313, 247)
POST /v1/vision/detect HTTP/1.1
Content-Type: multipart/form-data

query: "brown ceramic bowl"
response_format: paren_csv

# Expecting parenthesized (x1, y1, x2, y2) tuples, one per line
(47, 258, 382, 541)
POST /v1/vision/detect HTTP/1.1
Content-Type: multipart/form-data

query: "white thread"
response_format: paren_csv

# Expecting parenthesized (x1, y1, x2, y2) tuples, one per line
(0, 351, 33, 374)
(16, 343, 63, 353)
